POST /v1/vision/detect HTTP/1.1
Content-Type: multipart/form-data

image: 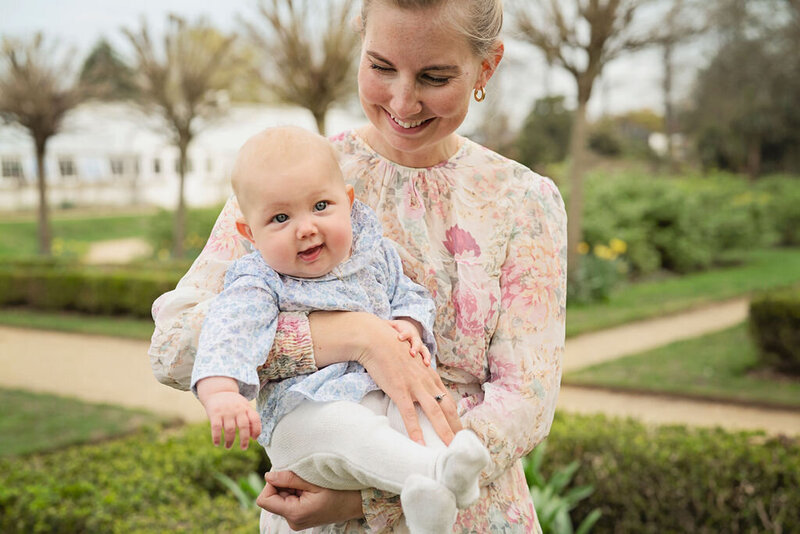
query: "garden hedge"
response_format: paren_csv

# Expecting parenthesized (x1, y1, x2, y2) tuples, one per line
(544, 414, 800, 533)
(0, 425, 266, 533)
(2, 415, 798, 533)
(0, 261, 182, 318)
(749, 287, 800, 375)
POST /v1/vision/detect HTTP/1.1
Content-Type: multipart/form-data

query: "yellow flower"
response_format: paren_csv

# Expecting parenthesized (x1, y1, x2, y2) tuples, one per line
(577, 242, 590, 255)
(609, 238, 627, 255)
(158, 249, 171, 261)
(594, 244, 616, 261)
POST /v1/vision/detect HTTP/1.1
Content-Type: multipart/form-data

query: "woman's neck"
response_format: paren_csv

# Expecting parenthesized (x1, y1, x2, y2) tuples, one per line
(358, 126, 461, 168)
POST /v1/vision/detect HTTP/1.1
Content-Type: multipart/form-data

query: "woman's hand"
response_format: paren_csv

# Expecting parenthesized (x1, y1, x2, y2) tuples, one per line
(308, 311, 463, 445)
(257, 471, 363, 530)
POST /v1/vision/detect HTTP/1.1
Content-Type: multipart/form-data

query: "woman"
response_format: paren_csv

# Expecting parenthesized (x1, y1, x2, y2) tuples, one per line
(149, 0, 567, 531)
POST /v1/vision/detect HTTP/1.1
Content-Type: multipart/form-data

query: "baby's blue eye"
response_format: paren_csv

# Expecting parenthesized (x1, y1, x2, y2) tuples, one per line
(272, 213, 288, 223)
(314, 201, 328, 211)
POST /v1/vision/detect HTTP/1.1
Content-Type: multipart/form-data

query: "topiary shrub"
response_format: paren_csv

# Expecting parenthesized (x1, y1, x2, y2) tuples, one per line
(749, 288, 800, 375)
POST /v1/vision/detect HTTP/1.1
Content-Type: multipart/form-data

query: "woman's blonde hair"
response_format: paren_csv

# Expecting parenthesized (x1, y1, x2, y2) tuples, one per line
(360, 0, 503, 59)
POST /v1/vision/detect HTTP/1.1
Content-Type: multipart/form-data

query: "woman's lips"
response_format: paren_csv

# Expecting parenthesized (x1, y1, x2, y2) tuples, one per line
(298, 244, 323, 262)
(385, 109, 433, 133)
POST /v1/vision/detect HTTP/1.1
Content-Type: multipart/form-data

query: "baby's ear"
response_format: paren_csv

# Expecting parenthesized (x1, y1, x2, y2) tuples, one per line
(235, 220, 255, 243)
(346, 184, 355, 206)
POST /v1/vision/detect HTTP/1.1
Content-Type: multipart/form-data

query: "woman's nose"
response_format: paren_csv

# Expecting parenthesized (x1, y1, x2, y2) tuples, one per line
(390, 77, 422, 118)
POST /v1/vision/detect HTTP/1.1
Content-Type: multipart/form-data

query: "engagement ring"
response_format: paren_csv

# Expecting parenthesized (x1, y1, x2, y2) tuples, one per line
(434, 393, 445, 402)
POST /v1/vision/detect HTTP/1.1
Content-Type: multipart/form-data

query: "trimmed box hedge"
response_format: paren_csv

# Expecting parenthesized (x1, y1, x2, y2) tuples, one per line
(1, 415, 798, 532)
(0, 425, 265, 533)
(0, 261, 182, 318)
(749, 287, 800, 375)
(545, 414, 800, 533)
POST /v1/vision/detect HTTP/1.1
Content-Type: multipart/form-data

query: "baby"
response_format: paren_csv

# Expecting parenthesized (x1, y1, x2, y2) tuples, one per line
(191, 126, 490, 534)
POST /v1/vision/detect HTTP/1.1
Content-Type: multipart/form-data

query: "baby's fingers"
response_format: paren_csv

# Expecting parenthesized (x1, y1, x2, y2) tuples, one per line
(236, 412, 251, 450)
(420, 345, 432, 366)
(223, 415, 237, 449)
(210, 416, 223, 447)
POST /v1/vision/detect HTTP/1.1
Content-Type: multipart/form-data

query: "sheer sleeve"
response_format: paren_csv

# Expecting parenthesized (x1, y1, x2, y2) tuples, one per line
(461, 176, 567, 483)
(148, 196, 317, 391)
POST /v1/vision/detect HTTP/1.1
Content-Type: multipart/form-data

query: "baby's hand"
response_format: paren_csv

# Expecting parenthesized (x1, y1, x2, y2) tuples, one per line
(388, 318, 432, 366)
(202, 391, 262, 450)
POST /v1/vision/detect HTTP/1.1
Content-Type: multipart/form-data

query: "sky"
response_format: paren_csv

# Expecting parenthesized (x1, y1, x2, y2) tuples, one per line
(0, 0, 705, 124)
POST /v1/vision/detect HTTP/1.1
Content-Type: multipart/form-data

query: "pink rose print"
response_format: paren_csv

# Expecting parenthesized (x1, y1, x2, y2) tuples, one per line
(443, 225, 480, 259)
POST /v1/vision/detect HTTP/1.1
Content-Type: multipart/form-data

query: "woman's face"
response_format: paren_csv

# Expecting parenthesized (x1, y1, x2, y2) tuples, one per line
(357, 2, 497, 168)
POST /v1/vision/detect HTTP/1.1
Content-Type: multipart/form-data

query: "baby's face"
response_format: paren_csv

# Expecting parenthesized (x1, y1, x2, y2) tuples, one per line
(241, 152, 354, 279)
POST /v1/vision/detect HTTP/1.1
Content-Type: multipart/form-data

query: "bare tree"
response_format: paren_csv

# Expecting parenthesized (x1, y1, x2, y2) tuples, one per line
(241, 0, 360, 135)
(0, 34, 86, 255)
(514, 0, 655, 280)
(650, 0, 705, 171)
(123, 16, 237, 258)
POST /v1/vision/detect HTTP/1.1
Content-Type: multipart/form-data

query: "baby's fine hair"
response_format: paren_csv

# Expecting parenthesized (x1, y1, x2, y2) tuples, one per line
(360, 0, 503, 59)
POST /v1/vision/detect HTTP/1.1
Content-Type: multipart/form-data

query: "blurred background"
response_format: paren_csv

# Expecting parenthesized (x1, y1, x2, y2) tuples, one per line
(1, 1, 799, 533)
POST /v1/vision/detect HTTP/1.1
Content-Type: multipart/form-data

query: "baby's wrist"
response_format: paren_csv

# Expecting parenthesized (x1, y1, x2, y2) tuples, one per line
(196, 376, 239, 404)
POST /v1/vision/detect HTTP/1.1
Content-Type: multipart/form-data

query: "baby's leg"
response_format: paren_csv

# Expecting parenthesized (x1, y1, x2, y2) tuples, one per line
(386, 397, 490, 508)
(266, 397, 439, 494)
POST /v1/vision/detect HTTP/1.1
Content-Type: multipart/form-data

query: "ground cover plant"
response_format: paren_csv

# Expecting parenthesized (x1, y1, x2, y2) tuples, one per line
(565, 323, 800, 409)
(0, 388, 168, 457)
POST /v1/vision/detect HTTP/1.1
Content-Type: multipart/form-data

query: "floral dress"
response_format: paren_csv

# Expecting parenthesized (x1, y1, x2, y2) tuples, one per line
(149, 130, 567, 533)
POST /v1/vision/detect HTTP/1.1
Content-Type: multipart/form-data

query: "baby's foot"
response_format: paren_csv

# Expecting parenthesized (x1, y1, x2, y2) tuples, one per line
(401, 474, 457, 534)
(435, 430, 490, 508)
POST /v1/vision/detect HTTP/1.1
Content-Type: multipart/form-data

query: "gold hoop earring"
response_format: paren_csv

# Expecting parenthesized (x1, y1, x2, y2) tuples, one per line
(473, 87, 486, 102)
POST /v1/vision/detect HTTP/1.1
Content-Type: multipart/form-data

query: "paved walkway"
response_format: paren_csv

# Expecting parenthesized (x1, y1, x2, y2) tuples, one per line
(1, 298, 798, 435)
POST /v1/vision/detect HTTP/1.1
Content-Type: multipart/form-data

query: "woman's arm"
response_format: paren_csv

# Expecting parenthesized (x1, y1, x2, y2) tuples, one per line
(461, 176, 567, 483)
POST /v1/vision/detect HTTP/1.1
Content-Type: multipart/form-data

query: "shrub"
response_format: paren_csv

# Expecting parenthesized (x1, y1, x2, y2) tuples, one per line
(0, 262, 182, 318)
(516, 96, 573, 171)
(749, 288, 800, 375)
(543, 413, 800, 533)
(0, 424, 265, 533)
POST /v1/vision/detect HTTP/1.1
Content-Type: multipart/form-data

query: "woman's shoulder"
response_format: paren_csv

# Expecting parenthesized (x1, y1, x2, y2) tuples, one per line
(460, 137, 564, 204)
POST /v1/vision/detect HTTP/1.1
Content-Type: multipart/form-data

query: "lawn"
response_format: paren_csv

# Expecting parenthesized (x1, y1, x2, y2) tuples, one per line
(566, 247, 800, 336)
(565, 322, 800, 410)
(0, 308, 155, 339)
(0, 209, 155, 259)
(0, 388, 170, 457)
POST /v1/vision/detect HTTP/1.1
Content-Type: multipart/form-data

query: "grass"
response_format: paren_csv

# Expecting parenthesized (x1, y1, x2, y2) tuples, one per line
(0, 308, 154, 339)
(565, 323, 800, 410)
(0, 387, 169, 457)
(0, 210, 154, 259)
(566, 247, 800, 337)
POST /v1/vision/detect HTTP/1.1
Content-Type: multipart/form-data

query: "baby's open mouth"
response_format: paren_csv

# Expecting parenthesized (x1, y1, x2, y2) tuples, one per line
(298, 244, 323, 261)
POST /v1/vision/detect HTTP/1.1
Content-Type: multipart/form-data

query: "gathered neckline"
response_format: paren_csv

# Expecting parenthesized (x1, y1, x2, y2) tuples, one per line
(348, 129, 471, 172)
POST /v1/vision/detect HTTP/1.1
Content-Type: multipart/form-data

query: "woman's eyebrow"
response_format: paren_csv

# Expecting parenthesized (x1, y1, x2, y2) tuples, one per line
(366, 51, 460, 72)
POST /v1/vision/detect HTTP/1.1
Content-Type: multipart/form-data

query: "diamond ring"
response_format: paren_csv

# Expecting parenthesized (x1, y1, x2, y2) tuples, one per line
(434, 393, 445, 402)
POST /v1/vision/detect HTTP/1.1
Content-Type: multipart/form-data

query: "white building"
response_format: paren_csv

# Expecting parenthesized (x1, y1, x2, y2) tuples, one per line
(0, 102, 368, 211)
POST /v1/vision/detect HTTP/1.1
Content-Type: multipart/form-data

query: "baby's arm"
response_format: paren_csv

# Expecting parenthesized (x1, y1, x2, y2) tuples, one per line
(388, 318, 432, 366)
(196, 376, 262, 450)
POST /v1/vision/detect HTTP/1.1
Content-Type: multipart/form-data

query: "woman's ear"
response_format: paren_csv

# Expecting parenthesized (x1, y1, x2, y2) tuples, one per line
(476, 41, 505, 89)
(346, 184, 355, 206)
(235, 220, 255, 243)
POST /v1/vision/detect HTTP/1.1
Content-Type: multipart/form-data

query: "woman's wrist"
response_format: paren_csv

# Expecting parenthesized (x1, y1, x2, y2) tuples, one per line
(307, 311, 378, 368)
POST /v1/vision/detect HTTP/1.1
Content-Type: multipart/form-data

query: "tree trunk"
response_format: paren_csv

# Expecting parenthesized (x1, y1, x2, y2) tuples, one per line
(313, 110, 327, 136)
(34, 137, 52, 256)
(174, 140, 188, 258)
(663, 40, 678, 173)
(566, 99, 590, 286)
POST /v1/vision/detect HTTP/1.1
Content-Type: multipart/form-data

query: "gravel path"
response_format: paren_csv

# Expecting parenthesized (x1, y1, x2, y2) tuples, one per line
(1, 298, 797, 435)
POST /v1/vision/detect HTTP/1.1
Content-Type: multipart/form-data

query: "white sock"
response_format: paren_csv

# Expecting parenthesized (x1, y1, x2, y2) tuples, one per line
(434, 430, 491, 508)
(401, 474, 457, 534)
